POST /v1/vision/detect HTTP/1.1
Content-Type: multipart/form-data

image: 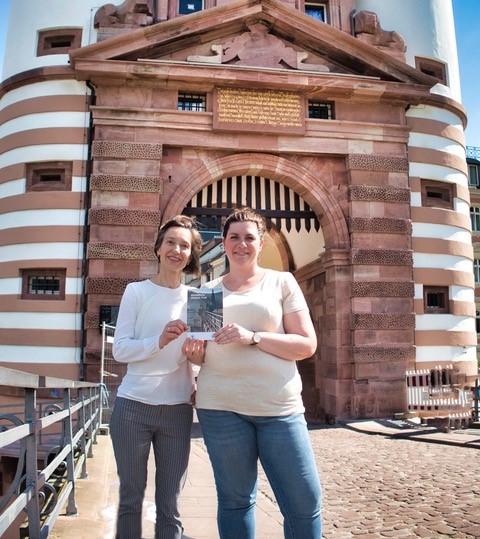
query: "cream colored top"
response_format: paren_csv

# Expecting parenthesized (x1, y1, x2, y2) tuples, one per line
(196, 269, 308, 416)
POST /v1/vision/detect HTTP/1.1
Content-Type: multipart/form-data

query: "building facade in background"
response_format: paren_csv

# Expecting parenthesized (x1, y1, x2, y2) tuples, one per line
(0, 0, 476, 420)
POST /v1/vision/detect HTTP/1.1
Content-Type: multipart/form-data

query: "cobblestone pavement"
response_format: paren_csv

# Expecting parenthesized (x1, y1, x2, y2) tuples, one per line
(305, 425, 480, 538)
(49, 421, 480, 539)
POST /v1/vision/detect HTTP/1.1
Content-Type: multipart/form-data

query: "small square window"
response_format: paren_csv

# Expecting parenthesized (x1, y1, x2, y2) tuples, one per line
(469, 164, 479, 187)
(415, 57, 447, 85)
(305, 2, 327, 21)
(26, 162, 72, 192)
(37, 29, 82, 57)
(424, 286, 449, 314)
(420, 180, 454, 210)
(179, 0, 203, 15)
(178, 93, 206, 112)
(21, 269, 66, 301)
(308, 101, 333, 119)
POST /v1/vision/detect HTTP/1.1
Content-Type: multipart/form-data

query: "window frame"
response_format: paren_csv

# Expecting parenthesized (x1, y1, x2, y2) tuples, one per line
(423, 286, 449, 314)
(468, 164, 479, 187)
(302, 0, 328, 22)
(420, 179, 454, 210)
(475, 259, 480, 285)
(415, 57, 448, 86)
(26, 161, 72, 192)
(21, 269, 66, 301)
(37, 28, 82, 57)
(178, 0, 204, 15)
(470, 207, 480, 233)
(177, 92, 207, 112)
(308, 100, 334, 119)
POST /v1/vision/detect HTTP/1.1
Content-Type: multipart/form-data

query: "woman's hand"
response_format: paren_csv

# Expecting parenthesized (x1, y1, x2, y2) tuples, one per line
(159, 319, 188, 349)
(214, 323, 252, 346)
(182, 337, 206, 365)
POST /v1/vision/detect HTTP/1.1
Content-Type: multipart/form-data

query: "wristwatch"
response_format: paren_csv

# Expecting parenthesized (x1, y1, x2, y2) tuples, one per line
(251, 332, 261, 345)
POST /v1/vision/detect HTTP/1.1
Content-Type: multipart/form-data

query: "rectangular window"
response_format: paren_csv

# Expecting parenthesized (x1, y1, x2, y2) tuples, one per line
(476, 310, 480, 334)
(37, 29, 82, 56)
(178, 93, 206, 112)
(179, 0, 203, 15)
(475, 260, 480, 285)
(470, 207, 480, 232)
(21, 269, 66, 300)
(469, 164, 479, 187)
(423, 286, 449, 314)
(26, 162, 72, 192)
(305, 2, 327, 21)
(415, 57, 447, 85)
(308, 101, 333, 119)
(420, 180, 454, 210)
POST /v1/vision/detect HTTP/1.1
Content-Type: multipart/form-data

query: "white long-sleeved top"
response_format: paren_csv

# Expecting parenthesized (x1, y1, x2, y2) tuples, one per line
(112, 280, 196, 405)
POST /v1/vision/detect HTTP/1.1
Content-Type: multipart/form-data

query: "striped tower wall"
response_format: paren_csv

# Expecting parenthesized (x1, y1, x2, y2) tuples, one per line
(357, 0, 477, 382)
(0, 0, 100, 379)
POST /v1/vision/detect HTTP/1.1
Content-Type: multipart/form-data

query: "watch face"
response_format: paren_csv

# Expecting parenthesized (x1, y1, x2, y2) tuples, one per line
(253, 333, 261, 344)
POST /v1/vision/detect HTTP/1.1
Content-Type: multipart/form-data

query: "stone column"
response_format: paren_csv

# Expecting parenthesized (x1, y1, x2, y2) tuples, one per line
(83, 139, 164, 383)
(347, 154, 415, 418)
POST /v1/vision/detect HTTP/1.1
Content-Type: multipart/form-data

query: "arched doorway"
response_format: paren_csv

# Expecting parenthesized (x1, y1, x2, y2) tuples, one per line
(182, 174, 323, 275)
(163, 153, 351, 419)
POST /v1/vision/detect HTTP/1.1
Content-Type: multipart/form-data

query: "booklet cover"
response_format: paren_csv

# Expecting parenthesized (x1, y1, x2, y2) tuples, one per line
(187, 288, 223, 340)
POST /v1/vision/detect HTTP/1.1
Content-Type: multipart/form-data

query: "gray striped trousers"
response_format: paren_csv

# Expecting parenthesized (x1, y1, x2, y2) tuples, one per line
(110, 397, 193, 539)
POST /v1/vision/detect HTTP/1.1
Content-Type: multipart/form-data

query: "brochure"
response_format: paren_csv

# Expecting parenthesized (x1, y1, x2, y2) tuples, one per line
(187, 288, 223, 340)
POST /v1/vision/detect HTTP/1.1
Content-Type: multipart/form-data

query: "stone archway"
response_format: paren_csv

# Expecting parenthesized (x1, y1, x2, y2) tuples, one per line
(163, 153, 349, 250)
(164, 152, 352, 419)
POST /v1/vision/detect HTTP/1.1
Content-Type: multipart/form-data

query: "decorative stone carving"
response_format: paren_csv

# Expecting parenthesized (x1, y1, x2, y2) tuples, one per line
(346, 154, 409, 172)
(88, 208, 161, 226)
(348, 186, 410, 203)
(87, 242, 156, 260)
(91, 141, 163, 159)
(351, 249, 413, 266)
(94, 0, 154, 29)
(86, 276, 140, 295)
(352, 346, 415, 363)
(349, 217, 412, 234)
(187, 22, 329, 72)
(352, 313, 415, 330)
(90, 174, 163, 193)
(351, 281, 414, 297)
(353, 10, 406, 53)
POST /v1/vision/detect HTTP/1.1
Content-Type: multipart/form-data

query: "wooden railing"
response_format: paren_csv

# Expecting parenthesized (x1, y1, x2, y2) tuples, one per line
(0, 366, 102, 538)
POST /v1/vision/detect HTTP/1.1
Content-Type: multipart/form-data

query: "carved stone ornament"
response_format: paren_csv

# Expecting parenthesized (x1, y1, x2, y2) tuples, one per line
(187, 22, 330, 72)
(94, 0, 154, 29)
(353, 10, 406, 53)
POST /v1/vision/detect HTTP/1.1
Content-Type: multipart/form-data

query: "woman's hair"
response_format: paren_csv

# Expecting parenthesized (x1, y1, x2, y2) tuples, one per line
(222, 207, 266, 240)
(154, 215, 203, 276)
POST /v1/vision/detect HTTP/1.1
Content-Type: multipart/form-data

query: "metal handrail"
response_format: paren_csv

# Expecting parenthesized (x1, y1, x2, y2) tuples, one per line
(0, 366, 102, 538)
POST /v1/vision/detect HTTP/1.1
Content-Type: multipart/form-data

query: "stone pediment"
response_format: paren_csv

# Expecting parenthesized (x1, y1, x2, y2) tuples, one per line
(69, 0, 436, 86)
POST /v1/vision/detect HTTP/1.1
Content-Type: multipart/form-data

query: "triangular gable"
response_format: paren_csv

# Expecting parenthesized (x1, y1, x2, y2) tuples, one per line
(70, 0, 436, 86)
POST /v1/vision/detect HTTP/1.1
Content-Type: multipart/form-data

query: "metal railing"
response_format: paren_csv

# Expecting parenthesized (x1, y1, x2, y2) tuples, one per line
(467, 146, 480, 160)
(0, 366, 102, 538)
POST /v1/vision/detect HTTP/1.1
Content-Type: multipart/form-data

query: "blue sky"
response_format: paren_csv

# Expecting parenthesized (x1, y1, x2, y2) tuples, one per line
(0, 0, 478, 147)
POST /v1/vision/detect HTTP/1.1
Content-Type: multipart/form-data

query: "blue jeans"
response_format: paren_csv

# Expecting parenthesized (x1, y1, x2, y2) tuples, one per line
(197, 409, 322, 539)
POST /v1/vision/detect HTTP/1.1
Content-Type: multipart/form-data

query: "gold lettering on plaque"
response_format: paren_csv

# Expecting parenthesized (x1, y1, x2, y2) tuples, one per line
(216, 88, 303, 128)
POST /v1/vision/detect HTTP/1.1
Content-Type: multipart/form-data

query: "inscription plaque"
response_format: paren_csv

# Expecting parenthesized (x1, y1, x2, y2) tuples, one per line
(213, 87, 305, 134)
